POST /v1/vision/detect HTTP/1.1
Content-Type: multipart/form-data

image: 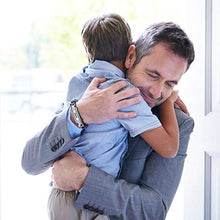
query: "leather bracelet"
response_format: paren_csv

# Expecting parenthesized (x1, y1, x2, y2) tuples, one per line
(70, 99, 88, 129)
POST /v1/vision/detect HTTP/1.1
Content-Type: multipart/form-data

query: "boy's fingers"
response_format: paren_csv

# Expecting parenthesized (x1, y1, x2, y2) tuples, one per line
(174, 103, 180, 109)
(180, 104, 190, 116)
(175, 97, 190, 116)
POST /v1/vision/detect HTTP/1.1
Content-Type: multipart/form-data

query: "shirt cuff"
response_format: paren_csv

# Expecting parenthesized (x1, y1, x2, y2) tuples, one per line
(67, 108, 82, 138)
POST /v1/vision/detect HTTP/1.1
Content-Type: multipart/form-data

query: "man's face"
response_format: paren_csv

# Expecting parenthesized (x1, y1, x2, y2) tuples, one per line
(125, 43, 188, 107)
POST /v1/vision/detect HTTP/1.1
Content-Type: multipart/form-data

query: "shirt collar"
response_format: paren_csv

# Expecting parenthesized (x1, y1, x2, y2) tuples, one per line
(86, 60, 125, 78)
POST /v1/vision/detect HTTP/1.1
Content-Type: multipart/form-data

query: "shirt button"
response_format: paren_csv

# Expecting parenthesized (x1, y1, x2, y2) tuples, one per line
(88, 206, 94, 211)
(51, 146, 56, 152)
(94, 208, 99, 213)
(99, 210, 104, 215)
(83, 204, 89, 209)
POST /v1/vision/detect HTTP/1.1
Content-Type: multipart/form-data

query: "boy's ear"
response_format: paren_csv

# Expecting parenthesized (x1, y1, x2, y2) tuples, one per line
(124, 45, 136, 69)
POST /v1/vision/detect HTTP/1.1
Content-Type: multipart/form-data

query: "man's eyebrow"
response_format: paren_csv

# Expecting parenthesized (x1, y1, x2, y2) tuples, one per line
(169, 80, 178, 85)
(146, 68, 178, 85)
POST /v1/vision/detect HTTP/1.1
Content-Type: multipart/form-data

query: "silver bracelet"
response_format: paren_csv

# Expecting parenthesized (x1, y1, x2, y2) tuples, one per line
(70, 99, 88, 129)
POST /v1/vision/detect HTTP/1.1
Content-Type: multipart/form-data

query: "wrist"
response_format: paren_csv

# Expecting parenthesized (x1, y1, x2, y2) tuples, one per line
(70, 109, 78, 126)
(77, 166, 89, 190)
(159, 99, 175, 113)
(76, 100, 89, 125)
(160, 98, 172, 108)
(70, 100, 88, 129)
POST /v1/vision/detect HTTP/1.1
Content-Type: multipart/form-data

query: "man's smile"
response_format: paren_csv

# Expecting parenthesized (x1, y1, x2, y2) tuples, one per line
(139, 88, 156, 107)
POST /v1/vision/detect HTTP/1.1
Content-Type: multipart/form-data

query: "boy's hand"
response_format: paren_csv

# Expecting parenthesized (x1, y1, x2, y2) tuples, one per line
(165, 91, 190, 116)
(174, 96, 190, 116)
(76, 77, 142, 124)
(167, 90, 179, 103)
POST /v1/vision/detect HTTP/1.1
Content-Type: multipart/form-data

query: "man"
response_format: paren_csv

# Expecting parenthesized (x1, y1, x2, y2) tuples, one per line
(22, 22, 195, 220)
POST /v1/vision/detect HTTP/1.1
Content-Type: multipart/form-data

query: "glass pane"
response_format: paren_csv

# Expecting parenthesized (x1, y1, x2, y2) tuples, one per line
(0, 0, 188, 219)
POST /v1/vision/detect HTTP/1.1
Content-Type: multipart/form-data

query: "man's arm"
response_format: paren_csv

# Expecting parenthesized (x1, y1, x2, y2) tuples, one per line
(21, 108, 78, 175)
(52, 109, 194, 219)
(74, 78, 141, 125)
(21, 78, 141, 175)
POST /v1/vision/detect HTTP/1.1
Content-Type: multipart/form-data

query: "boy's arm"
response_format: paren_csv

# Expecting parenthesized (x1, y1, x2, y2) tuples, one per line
(140, 91, 179, 158)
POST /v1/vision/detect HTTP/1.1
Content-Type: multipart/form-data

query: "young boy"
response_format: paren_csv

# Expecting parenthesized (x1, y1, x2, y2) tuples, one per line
(48, 13, 179, 220)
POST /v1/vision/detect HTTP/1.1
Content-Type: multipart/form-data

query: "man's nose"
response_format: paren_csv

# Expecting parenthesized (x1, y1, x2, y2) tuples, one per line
(149, 83, 163, 99)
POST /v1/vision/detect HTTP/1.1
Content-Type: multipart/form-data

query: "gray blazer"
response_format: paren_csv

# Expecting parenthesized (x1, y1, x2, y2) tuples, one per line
(22, 106, 194, 220)
(74, 109, 194, 220)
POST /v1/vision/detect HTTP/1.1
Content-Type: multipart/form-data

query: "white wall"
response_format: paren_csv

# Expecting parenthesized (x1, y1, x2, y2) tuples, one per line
(181, 0, 220, 219)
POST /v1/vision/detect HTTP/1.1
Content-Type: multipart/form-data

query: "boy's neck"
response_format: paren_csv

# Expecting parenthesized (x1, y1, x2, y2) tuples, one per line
(110, 61, 125, 73)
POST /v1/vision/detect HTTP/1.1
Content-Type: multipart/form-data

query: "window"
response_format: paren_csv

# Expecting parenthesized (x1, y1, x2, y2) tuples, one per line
(0, 0, 189, 219)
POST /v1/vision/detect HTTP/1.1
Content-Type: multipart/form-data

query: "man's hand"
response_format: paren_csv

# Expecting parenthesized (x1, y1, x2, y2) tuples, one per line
(52, 151, 89, 191)
(76, 77, 141, 124)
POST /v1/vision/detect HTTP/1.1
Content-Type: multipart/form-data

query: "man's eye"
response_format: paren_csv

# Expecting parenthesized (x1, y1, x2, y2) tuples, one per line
(148, 73, 158, 79)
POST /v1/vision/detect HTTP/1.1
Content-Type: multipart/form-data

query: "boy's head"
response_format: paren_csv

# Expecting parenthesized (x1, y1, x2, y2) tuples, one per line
(81, 13, 132, 64)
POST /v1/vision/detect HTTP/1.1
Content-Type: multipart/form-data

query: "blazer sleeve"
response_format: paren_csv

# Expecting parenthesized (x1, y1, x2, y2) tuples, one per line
(21, 107, 81, 175)
(74, 109, 195, 219)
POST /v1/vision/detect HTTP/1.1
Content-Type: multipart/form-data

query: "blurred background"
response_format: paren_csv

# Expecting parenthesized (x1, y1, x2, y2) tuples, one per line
(0, 0, 219, 219)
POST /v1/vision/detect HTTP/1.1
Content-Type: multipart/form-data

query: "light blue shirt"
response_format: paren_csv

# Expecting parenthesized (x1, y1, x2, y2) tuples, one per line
(66, 60, 161, 177)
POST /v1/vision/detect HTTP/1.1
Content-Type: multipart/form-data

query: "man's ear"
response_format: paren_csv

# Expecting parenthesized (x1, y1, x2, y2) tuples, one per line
(124, 45, 136, 69)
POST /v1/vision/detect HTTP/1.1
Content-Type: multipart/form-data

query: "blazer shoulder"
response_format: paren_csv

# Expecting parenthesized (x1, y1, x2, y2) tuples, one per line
(175, 109, 195, 137)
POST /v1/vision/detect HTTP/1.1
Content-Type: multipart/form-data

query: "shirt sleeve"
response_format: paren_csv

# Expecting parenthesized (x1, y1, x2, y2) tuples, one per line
(99, 78, 161, 137)
(66, 108, 82, 138)
(117, 95, 161, 137)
